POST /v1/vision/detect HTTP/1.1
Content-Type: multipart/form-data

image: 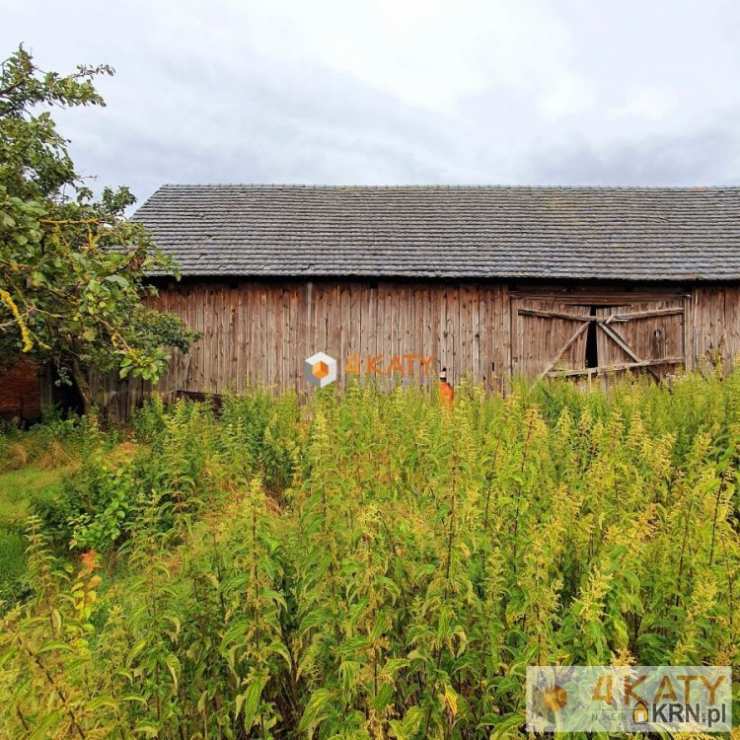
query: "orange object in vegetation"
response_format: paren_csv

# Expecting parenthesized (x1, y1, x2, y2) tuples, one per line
(80, 550, 99, 573)
(439, 367, 454, 407)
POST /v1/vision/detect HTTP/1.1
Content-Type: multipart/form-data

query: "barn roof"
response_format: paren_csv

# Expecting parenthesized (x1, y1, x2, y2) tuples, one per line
(133, 185, 740, 281)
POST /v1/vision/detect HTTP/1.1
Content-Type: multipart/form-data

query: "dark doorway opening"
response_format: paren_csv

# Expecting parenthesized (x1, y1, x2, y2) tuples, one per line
(585, 305, 598, 369)
(50, 367, 85, 417)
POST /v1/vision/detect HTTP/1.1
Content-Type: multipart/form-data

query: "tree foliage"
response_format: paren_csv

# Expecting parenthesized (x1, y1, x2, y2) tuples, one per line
(0, 45, 195, 407)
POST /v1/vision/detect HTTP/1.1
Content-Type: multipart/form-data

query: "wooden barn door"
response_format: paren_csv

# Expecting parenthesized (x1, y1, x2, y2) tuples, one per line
(511, 298, 592, 377)
(594, 299, 686, 383)
(511, 294, 687, 381)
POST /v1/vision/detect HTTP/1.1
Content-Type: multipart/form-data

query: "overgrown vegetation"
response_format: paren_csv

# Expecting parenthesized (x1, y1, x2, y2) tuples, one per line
(0, 371, 737, 738)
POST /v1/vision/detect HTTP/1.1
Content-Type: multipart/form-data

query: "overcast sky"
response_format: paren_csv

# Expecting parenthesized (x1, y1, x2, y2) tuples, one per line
(3, 0, 740, 208)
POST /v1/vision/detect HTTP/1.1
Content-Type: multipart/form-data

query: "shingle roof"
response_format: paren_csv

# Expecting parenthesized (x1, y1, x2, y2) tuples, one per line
(132, 185, 740, 281)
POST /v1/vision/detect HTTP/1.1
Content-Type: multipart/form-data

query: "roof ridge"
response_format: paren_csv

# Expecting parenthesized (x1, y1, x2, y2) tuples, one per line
(157, 183, 740, 191)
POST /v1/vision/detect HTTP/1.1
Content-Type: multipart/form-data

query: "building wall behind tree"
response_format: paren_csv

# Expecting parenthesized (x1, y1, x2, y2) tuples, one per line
(0, 357, 41, 421)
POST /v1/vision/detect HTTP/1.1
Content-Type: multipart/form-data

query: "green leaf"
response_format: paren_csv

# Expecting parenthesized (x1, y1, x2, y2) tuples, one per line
(298, 688, 335, 736)
(241, 676, 268, 731)
(134, 724, 160, 737)
(105, 274, 129, 287)
(126, 639, 148, 665)
(165, 652, 180, 691)
(389, 706, 424, 739)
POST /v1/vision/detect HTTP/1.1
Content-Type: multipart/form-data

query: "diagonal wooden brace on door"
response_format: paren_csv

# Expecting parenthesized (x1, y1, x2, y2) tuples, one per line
(538, 321, 591, 379)
(522, 305, 686, 381)
(595, 319, 661, 381)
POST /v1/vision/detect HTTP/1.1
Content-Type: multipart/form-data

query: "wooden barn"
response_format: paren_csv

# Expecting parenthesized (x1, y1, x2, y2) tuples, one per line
(4, 185, 740, 419)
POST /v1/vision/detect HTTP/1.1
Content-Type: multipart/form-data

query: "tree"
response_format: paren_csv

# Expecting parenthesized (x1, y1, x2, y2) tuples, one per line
(0, 45, 196, 412)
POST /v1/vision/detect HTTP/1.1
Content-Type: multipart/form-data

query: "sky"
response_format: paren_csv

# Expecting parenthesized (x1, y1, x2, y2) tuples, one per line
(3, 0, 740, 208)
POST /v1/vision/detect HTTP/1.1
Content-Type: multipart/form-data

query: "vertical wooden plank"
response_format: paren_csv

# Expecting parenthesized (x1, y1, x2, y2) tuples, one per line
(227, 283, 235, 394)
(349, 283, 361, 385)
(315, 283, 325, 354)
(210, 284, 219, 392)
(385, 282, 394, 384)
(376, 282, 386, 388)
(339, 283, 351, 386)
(188, 284, 198, 390)
(223, 286, 233, 393)
(199, 285, 210, 391)
(460, 284, 473, 383)
(211, 285, 219, 394)
(725, 285, 740, 371)
(682, 293, 693, 372)
(691, 287, 700, 370)
(257, 284, 265, 388)
(192, 284, 202, 393)
(263, 286, 271, 392)
(429, 285, 439, 384)
(484, 284, 496, 390)
(471, 284, 481, 385)
(201, 285, 210, 392)
(459, 284, 468, 383)
(477, 285, 488, 390)
(266, 285, 274, 391)
(510, 294, 520, 379)
(371, 283, 380, 383)
(288, 285, 297, 391)
(246, 283, 255, 390)
(216, 286, 225, 394)
(272, 284, 280, 390)
(404, 283, 414, 386)
(301, 281, 310, 389)
(236, 284, 244, 393)
(325, 283, 334, 356)
(244, 281, 254, 393)
(177, 285, 189, 390)
(358, 283, 369, 382)
(314, 281, 324, 355)
(391, 284, 402, 385)
(328, 283, 341, 369)
(501, 284, 511, 392)
(413, 284, 424, 386)
(280, 286, 288, 392)
(273, 286, 281, 391)
(175, 286, 188, 392)
(422, 286, 432, 388)
(448, 285, 459, 385)
(438, 286, 447, 377)
(305, 281, 313, 362)
(168, 286, 180, 391)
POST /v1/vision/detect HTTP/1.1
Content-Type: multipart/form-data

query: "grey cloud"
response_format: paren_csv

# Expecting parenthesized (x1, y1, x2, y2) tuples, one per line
(529, 127, 740, 187)
(3, 0, 740, 207)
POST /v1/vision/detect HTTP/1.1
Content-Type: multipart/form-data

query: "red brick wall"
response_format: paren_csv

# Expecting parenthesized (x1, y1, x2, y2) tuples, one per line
(0, 358, 41, 420)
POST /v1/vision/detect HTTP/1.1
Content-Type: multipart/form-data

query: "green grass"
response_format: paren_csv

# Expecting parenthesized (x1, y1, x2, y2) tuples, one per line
(0, 464, 70, 606)
(0, 465, 69, 525)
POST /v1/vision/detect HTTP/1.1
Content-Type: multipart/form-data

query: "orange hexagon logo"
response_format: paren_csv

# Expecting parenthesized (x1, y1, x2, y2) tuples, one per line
(304, 352, 337, 387)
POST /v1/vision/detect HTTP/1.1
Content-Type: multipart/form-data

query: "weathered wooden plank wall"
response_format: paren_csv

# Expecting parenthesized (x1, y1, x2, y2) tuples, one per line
(152, 279, 511, 393)
(0, 358, 42, 420)
(87, 279, 740, 417)
(692, 285, 740, 370)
